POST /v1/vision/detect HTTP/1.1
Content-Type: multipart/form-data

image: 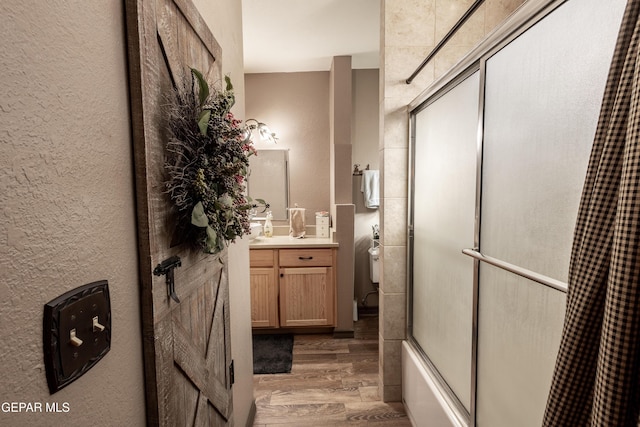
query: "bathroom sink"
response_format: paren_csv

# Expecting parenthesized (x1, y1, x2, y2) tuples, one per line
(249, 222, 263, 240)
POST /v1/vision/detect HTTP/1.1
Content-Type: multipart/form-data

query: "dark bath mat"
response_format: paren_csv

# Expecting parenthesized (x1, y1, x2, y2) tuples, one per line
(252, 333, 294, 374)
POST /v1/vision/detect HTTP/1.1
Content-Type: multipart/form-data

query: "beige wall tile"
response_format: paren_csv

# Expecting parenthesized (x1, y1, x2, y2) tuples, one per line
(437, 0, 486, 43)
(380, 0, 521, 404)
(380, 291, 407, 340)
(433, 42, 478, 79)
(384, 46, 436, 99)
(381, 245, 407, 293)
(383, 148, 408, 198)
(385, 0, 436, 47)
(381, 197, 407, 246)
(382, 104, 409, 149)
(381, 339, 403, 385)
(381, 385, 403, 402)
(484, 0, 526, 32)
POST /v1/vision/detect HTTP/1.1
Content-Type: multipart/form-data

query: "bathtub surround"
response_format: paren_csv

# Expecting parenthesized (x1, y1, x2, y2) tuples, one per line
(380, 0, 526, 404)
(401, 0, 627, 425)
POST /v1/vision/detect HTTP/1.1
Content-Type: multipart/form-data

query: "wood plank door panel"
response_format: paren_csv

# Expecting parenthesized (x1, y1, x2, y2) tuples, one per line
(125, 0, 233, 425)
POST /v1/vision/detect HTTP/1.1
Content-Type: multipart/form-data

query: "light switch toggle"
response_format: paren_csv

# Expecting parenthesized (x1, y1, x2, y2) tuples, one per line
(92, 316, 105, 332)
(44, 280, 111, 394)
(69, 329, 83, 347)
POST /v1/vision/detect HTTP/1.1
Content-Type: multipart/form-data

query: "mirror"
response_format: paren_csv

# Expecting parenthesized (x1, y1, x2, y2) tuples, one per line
(248, 149, 290, 220)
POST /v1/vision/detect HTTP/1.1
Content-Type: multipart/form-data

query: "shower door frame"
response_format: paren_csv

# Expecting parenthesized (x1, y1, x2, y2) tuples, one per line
(407, 63, 483, 426)
(406, 0, 586, 425)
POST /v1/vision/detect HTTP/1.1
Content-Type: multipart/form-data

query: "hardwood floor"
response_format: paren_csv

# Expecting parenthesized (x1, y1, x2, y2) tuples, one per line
(252, 315, 412, 426)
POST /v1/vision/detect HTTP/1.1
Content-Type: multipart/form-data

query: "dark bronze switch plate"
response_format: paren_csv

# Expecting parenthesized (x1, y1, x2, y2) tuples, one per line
(43, 280, 111, 394)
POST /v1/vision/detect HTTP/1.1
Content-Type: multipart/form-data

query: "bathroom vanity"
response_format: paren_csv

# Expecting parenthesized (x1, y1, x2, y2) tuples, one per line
(249, 237, 338, 330)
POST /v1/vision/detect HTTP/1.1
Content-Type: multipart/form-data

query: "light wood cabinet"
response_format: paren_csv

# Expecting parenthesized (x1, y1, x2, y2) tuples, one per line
(249, 250, 278, 328)
(249, 247, 336, 329)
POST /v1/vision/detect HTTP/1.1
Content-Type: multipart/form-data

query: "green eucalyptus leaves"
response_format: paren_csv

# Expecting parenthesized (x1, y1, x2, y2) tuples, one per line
(165, 68, 256, 254)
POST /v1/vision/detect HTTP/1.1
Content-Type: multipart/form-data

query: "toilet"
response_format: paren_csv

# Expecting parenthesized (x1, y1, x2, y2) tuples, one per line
(368, 245, 380, 284)
(361, 243, 380, 308)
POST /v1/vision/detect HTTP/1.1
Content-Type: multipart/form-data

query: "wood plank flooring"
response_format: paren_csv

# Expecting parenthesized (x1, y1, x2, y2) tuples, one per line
(252, 315, 412, 426)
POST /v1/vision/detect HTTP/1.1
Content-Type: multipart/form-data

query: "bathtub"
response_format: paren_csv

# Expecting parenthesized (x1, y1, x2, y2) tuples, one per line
(402, 341, 466, 427)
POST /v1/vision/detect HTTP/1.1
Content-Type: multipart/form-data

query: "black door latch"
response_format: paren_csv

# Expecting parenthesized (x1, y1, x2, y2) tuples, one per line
(153, 256, 182, 303)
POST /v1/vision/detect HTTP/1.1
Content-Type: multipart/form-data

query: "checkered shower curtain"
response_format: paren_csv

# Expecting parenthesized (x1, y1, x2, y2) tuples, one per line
(543, 1, 640, 425)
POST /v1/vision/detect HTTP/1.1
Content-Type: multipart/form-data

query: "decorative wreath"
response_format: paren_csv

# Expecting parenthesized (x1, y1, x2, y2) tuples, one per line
(165, 68, 257, 254)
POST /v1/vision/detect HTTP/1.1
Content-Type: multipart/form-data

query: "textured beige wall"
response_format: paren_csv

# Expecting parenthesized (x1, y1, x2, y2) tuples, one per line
(0, 1, 251, 426)
(245, 72, 331, 226)
(0, 1, 145, 426)
(379, 0, 526, 402)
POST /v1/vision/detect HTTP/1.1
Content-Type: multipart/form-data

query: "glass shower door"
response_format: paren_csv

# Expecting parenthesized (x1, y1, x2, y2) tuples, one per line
(476, 0, 625, 424)
(410, 70, 480, 414)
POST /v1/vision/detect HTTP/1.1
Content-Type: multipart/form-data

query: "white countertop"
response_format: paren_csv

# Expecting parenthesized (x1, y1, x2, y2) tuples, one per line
(249, 235, 339, 249)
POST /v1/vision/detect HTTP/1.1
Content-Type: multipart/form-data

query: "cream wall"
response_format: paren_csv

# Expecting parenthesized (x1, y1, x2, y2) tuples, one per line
(0, 1, 145, 426)
(245, 72, 331, 227)
(352, 69, 380, 308)
(0, 1, 252, 426)
(379, 0, 526, 401)
(329, 56, 356, 334)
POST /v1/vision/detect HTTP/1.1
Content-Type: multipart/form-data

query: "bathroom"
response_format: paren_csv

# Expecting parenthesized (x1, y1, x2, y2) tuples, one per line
(244, 67, 381, 329)
(3, 0, 637, 426)
(243, 0, 633, 425)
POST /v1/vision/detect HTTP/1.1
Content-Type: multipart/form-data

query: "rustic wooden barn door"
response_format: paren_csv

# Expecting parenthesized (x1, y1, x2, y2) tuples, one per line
(125, 0, 234, 425)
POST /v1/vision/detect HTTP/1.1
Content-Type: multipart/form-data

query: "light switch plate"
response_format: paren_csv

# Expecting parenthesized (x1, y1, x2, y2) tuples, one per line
(43, 280, 111, 394)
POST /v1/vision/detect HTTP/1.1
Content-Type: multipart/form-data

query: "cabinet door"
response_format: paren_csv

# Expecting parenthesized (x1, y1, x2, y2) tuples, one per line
(279, 267, 335, 327)
(250, 267, 279, 328)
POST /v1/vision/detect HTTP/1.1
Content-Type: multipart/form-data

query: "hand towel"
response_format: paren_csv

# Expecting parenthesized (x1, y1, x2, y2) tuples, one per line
(361, 170, 380, 209)
(289, 208, 306, 238)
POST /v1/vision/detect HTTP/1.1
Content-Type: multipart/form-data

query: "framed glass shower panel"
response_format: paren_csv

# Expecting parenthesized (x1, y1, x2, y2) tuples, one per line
(476, 265, 566, 427)
(480, 0, 626, 282)
(411, 70, 480, 412)
(476, 0, 626, 424)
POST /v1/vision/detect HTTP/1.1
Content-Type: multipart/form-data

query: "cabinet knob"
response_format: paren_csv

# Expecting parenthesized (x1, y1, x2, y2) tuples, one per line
(298, 256, 313, 260)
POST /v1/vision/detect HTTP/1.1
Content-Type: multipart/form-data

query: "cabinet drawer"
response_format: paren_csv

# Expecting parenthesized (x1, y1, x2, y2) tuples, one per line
(279, 248, 333, 267)
(250, 249, 276, 267)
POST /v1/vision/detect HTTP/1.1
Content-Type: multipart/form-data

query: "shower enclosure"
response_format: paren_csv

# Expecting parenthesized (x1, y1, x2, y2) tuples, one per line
(405, 0, 627, 425)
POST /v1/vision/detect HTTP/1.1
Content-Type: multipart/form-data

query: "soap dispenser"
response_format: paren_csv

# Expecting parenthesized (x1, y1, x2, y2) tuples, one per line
(263, 211, 273, 238)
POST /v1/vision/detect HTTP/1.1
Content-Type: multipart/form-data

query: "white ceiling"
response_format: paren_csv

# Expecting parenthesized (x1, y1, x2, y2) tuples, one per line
(242, 0, 380, 73)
